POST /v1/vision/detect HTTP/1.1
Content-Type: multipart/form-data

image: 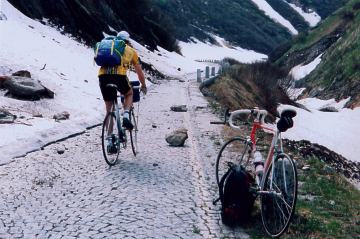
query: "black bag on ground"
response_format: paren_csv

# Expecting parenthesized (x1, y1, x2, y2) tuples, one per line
(218, 164, 256, 226)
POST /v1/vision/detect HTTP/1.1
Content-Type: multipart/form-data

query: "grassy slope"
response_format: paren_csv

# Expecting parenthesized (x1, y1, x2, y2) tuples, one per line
(244, 157, 360, 238)
(277, 0, 360, 107)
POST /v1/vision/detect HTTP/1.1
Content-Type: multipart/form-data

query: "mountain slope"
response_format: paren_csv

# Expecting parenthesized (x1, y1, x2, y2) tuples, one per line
(7, 0, 179, 52)
(275, 0, 360, 107)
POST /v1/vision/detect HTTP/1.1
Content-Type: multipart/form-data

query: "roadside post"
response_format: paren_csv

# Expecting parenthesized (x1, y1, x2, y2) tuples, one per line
(197, 69, 202, 82)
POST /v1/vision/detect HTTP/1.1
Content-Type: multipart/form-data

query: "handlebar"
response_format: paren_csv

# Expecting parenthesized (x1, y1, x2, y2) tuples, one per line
(210, 108, 268, 131)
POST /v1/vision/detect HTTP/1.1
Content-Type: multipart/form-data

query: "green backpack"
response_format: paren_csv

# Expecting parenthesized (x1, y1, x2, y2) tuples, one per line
(94, 36, 126, 67)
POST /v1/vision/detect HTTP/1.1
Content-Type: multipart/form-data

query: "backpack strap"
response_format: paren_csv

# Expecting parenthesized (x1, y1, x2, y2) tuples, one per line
(218, 166, 234, 205)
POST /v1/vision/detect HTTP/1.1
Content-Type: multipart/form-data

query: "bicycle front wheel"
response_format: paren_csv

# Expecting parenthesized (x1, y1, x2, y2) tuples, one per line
(215, 137, 251, 186)
(129, 107, 138, 156)
(261, 153, 298, 238)
(101, 112, 121, 166)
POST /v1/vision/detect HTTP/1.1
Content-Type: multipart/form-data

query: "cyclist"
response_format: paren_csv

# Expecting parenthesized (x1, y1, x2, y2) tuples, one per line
(98, 30, 147, 131)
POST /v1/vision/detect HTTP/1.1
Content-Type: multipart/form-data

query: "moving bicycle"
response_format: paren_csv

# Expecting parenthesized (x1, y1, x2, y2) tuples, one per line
(94, 31, 147, 165)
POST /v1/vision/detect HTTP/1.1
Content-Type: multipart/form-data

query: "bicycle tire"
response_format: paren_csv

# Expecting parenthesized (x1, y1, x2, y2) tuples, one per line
(215, 137, 251, 186)
(129, 108, 138, 156)
(260, 153, 298, 238)
(101, 112, 121, 166)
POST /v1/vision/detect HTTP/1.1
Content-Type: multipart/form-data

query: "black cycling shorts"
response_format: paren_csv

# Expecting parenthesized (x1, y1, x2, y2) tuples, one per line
(99, 74, 131, 101)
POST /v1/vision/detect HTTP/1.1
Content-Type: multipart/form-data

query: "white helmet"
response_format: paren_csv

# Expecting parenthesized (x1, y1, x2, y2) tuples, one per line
(117, 31, 130, 41)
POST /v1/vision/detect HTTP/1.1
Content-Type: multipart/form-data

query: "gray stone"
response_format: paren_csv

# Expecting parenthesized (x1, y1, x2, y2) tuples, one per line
(0, 109, 16, 124)
(12, 70, 31, 78)
(170, 105, 187, 112)
(319, 106, 339, 112)
(53, 111, 70, 121)
(166, 128, 188, 147)
(3, 76, 54, 100)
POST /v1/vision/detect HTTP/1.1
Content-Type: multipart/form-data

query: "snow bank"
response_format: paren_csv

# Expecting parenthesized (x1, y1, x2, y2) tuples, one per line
(0, 0, 105, 164)
(286, 2, 321, 27)
(250, 0, 298, 34)
(280, 98, 360, 163)
(179, 36, 267, 63)
(290, 54, 323, 81)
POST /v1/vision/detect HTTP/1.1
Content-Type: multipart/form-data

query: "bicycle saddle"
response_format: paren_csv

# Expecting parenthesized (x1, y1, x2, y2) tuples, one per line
(277, 108, 297, 132)
(280, 108, 297, 119)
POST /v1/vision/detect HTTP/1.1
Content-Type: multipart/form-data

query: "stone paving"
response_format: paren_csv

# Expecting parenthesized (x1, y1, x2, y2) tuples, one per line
(0, 78, 250, 238)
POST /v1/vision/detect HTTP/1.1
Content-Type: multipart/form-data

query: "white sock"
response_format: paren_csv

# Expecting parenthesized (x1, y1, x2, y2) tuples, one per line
(123, 110, 130, 120)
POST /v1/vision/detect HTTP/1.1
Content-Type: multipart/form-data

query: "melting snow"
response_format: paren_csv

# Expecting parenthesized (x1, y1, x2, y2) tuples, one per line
(179, 36, 267, 63)
(285, 2, 321, 27)
(280, 98, 360, 163)
(290, 54, 323, 81)
(250, 0, 298, 34)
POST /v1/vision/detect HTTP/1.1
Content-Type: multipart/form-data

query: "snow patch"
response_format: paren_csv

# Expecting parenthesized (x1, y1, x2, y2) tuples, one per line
(286, 2, 321, 27)
(250, 0, 298, 34)
(290, 54, 323, 81)
(179, 36, 267, 63)
(279, 97, 360, 163)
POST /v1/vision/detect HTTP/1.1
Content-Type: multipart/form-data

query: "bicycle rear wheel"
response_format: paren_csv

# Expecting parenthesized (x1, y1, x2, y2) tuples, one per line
(215, 137, 251, 186)
(129, 107, 138, 156)
(101, 112, 121, 166)
(260, 153, 298, 238)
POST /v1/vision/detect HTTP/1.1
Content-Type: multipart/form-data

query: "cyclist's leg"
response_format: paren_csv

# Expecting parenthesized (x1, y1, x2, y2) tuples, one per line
(99, 75, 118, 136)
(116, 75, 133, 130)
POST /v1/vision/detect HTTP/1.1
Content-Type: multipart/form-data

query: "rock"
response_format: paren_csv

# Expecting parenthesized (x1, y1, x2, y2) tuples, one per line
(3, 76, 54, 100)
(319, 106, 339, 112)
(0, 76, 10, 88)
(57, 148, 65, 154)
(32, 113, 43, 118)
(323, 165, 335, 174)
(170, 105, 187, 112)
(329, 200, 335, 205)
(302, 165, 310, 171)
(12, 70, 31, 78)
(166, 128, 188, 147)
(0, 109, 16, 124)
(53, 111, 70, 121)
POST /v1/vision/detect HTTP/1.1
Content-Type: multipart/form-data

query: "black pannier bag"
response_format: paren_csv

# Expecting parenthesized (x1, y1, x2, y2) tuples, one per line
(218, 164, 256, 226)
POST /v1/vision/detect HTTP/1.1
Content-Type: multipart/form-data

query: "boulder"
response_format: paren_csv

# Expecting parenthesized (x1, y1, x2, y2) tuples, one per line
(170, 105, 187, 112)
(53, 111, 70, 121)
(3, 76, 54, 100)
(166, 128, 188, 147)
(12, 70, 31, 78)
(0, 76, 10, 88)
(319, 106, 339, 112)
(0, 109, 16, 124)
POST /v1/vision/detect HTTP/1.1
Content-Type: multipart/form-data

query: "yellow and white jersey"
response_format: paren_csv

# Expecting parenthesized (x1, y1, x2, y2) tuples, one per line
(98, 45, 139, 76)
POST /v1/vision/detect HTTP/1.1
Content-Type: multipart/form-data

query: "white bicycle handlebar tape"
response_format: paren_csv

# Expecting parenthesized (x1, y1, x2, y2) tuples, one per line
(229, 109, 251, 130)
(229, 109, 268, 130)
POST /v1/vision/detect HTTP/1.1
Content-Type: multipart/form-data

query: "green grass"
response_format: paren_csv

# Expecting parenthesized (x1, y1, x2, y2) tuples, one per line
(244, 157, 360, 238)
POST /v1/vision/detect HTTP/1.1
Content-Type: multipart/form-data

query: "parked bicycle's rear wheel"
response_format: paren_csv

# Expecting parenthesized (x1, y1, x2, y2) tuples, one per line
(260, 153, 298, 238)
(215, 137, 251, 186)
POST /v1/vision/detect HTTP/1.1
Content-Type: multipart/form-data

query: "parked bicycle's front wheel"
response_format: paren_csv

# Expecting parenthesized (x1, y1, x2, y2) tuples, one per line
(101, 112, 121, 166)
(260, 153, 298, 238)
(129, 107, 138, 156)
(215, 137, 251, 186)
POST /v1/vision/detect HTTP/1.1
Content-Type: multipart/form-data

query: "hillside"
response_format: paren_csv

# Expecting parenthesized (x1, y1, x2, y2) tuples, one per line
(275, 0, 360, 108)
(7, 0, 348, 55)
(6, 0, 179, 52)
(152, 0, 348, 54)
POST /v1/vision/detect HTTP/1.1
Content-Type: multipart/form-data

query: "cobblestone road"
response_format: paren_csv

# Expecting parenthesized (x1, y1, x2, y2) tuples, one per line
(0, 78, 250, 238)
